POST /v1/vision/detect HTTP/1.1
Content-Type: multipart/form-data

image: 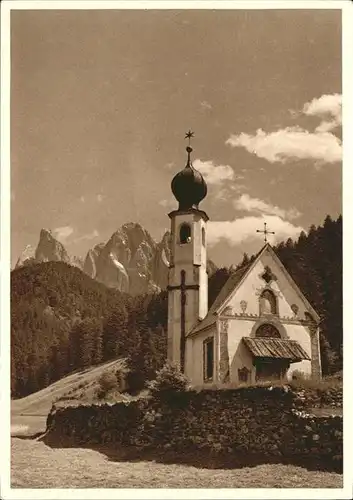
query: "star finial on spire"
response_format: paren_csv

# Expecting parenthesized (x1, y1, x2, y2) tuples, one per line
(185, 130, 194, 146)
(185, 130, 194, 165)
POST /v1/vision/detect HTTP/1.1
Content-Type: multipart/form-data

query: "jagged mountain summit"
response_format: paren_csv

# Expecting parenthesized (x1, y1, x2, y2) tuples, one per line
(35, 228, 71, 263)
(83, 222, 170, 295)
(16, 229, 71, 268)
(15, 223, 215, 295)
(15, 244, 36, 268)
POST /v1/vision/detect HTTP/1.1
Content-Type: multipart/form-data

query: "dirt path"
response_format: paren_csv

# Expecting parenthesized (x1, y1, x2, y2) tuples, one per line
(11, 438, 343, 489)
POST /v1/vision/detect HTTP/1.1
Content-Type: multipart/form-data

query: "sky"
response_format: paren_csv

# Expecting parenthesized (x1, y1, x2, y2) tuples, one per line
(10, 8, 342, 268)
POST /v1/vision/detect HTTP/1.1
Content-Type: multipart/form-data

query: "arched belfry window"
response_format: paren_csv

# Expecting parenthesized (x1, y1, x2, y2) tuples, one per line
(259, 289, 277, 316)
(179, 223, 191, 244)
(255, 323, 281, 339)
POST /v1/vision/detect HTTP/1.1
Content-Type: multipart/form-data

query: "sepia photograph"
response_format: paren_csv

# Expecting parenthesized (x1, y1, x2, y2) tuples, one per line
(1, 1, 351, 498)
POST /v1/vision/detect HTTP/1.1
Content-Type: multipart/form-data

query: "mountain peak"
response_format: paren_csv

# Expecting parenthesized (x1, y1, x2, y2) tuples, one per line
(122, 222, 143, 231)
(40, 228, 53, 237)
(35, 228, 70, 263)
(16, 222, 218, 295)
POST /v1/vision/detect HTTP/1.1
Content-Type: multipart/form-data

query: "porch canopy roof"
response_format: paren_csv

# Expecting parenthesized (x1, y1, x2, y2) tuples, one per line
(242, 337, 310, 362)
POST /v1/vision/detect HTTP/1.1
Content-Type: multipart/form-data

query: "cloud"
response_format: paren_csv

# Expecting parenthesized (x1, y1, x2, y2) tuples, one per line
(303, 93, 342, 133)
(80, 196, 85, 203)
(303, 93, 341, 120)
(193, 159, 236, 185)
(213, 184, 247, 202)
(315, 121, 338, 133)
(208, 215, 304, 247)
(96, 194, 104, 203)
(200, 100, 212, 110)
(226, 93, 342, 164)
(159, 198, 176, 210)
(53, 226, 74, 242)
(234, 194, 301, 220)
(214, 188, 230, 202)
(226, 126, 342, 164)
(73, 229, 100, 243)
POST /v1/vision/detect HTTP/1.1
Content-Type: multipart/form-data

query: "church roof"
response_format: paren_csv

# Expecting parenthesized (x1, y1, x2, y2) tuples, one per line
(189, 243, 319, 336)
(242, 337, 310, 362)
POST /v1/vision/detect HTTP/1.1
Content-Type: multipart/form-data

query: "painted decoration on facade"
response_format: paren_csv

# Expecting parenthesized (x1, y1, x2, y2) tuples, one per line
(304, 311, 316, 324)
(219, 319, 230, 383)
(260, 265, 278, 284)
(291, 304, 299, 316)
(240, 300, 248, 313)
(255, 323, 281, 339)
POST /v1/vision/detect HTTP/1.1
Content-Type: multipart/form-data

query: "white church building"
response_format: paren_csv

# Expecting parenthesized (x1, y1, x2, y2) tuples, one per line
(167, 136, 322, 386)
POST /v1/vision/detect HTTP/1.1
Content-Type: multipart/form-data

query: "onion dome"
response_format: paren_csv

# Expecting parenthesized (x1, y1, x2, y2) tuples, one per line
(171, 145, 207, 210)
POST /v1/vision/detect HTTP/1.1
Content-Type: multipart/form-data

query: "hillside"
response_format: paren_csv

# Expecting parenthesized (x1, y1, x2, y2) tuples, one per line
(11, 358, 130, 439)
(11, 262, 130, 397)
(11, 260, 169, 398)
(11, 358, 127, 417)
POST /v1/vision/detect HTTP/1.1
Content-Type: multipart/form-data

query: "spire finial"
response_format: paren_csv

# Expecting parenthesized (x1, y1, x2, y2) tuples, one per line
(185, 130, 194, 165)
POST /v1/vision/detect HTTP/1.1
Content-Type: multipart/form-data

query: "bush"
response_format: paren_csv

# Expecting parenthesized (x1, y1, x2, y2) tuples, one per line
(289, 375, 343, 392)
(96, 371, 119, 399)
(291, 369, 307, 381)
(147, 362, 189, 399)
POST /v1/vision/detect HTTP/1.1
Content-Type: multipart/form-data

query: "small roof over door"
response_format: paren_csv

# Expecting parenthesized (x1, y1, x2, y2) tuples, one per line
(243, 337, 310, 362)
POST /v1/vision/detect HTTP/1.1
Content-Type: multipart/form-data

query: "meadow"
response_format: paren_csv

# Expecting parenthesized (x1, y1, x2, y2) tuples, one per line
(11, 437, 342, 489)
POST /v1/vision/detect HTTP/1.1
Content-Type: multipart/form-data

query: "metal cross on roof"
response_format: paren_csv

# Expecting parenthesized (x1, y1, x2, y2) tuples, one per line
(256, 222, 275, 243)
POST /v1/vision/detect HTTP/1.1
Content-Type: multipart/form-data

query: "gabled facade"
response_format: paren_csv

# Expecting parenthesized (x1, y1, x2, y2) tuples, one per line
(185, 244, 321, 386)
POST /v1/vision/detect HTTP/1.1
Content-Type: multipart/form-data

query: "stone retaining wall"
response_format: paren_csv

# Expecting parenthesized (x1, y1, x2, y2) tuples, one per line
(47, 386, 342, 470)
(292, 386, 343, 410)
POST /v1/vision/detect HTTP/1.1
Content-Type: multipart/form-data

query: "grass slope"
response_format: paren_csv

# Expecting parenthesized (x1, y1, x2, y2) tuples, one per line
(11, 358, 127, 436)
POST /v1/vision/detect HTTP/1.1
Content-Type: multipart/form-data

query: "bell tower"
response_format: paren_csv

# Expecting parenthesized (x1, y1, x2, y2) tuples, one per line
(167, 131, 208, 374)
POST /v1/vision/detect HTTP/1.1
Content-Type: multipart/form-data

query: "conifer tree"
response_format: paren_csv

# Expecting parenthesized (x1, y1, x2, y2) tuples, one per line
(102, 304, 128, 361)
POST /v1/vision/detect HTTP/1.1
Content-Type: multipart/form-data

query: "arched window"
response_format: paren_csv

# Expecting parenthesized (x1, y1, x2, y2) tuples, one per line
(259, 289, 277, 315)
(255, 323, 281, 339)
(202, 227, 206, 246)
(179, 223, 191, 244)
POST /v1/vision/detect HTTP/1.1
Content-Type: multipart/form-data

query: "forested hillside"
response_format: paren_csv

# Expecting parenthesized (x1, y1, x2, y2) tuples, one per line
(11, 262, 168, 398)
(11, 214, 342, 398)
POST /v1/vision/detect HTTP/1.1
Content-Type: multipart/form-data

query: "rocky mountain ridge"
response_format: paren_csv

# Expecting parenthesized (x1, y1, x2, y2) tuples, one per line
(16, 224, 217, 295)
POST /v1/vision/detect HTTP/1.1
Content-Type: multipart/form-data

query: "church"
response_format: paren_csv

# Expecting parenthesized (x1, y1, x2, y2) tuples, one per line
(167, 134, 322, 386)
